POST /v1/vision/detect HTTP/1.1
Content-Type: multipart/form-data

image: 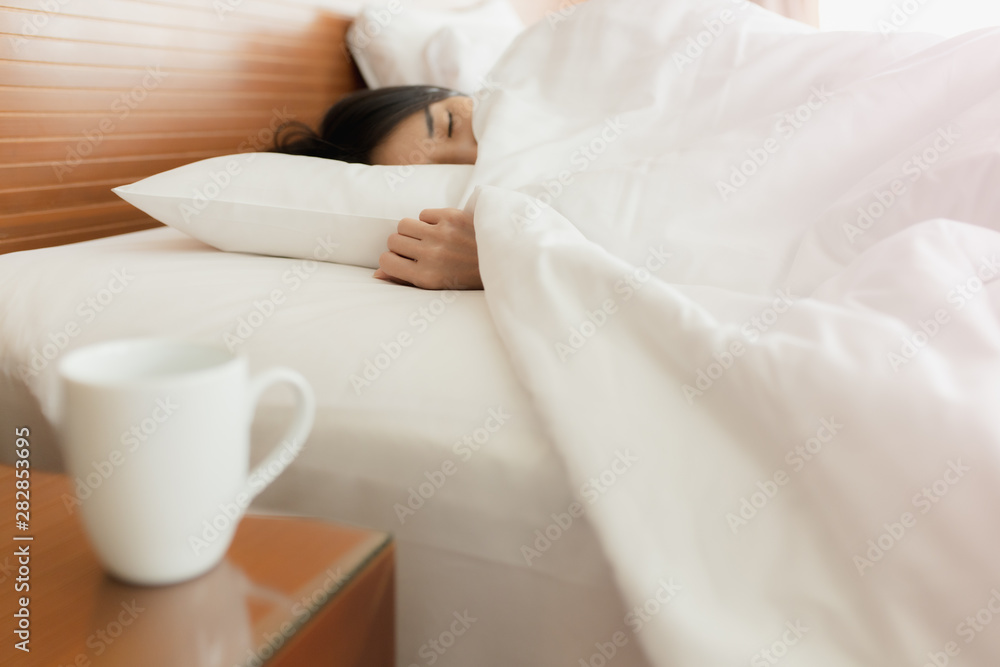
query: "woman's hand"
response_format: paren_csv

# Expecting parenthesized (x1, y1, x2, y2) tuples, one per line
(373, 207, 483, 290)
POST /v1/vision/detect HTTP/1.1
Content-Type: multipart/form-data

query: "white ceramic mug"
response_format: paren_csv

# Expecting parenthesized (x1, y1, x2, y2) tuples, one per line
(58, 338, 315, 585)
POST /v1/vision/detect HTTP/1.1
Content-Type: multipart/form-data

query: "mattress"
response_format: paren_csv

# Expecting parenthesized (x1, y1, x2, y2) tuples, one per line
(0, 227, 652, 667)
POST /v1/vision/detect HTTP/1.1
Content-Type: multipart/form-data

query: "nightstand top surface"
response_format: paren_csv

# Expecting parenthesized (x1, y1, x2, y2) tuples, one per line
(0, 464, 391, 666)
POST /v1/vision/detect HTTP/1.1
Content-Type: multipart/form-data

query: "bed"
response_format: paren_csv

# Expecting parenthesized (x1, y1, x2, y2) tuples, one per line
(0, 1, 648, 665)
(5, 0, 1000, 666)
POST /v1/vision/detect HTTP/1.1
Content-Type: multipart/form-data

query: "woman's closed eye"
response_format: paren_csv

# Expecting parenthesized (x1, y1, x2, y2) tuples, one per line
(427, 107, 454, 142)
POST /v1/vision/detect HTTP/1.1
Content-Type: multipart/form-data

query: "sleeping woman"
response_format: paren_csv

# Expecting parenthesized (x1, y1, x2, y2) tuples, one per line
(271, 86, 483, 291)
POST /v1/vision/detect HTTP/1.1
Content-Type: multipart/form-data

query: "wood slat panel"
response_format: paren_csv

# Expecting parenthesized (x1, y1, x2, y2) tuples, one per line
(3, 60, 336, 93)
(3, 179, 139, 214)
(137, 0, 344, 24)
(0, 110, 289, 138)
(0, 10, 342, 58)
(0, 1, 346, 47)
(0, 33, 347, 76)
(2, 0, 323, 32)
(0, 87, 332, 112)
(0, 199, 147, 229)
(0, 219, 161, 253)
(4, 132, 290, 163)
(0, 152, 217, 188)
(0, 1, 364, 253)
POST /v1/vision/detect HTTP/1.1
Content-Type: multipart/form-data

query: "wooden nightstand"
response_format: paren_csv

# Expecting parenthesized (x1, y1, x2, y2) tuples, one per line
(0, 465, 394, 666)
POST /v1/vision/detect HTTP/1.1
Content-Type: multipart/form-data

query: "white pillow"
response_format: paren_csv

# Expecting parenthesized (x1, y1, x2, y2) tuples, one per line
(347, 0, 524, 94)
(113, 153, 473, 268)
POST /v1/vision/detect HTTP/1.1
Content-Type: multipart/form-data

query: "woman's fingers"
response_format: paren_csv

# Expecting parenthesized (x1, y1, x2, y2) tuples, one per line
(374, 219, 423, 285)
(418, 208, 447, 224)
(386, 232, 421, 260)
(376, 251, 418, 285)
(397, 217, 428, 239)
(375, 207, 482, 290)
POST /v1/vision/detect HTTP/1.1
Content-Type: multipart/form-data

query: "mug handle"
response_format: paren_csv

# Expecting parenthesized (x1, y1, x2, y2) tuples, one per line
(241, 367, 316, 503)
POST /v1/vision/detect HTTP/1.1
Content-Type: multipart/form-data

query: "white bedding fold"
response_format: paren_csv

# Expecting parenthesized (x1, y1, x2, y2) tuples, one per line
(469, 0, 1000, 663)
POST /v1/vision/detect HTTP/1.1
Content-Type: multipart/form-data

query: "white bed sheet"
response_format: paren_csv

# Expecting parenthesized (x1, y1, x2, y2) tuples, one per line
(0, 227, 651, 667)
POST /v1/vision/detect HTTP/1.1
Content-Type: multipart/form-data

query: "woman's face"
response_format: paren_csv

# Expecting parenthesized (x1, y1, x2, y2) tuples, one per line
(370, 95, 478, 166)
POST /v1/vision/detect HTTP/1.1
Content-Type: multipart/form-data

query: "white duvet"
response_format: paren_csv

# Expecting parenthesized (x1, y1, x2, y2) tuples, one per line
(465, 0, 1000, 664)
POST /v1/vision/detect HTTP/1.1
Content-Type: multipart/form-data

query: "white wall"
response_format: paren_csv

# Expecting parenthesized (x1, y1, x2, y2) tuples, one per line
(819, 0, 1000, 37)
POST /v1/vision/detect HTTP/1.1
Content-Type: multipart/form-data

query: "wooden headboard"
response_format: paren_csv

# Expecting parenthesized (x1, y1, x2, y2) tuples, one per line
(0, 0, 364, 254)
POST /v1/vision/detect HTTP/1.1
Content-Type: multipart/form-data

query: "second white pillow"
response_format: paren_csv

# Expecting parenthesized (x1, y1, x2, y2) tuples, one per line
(347, 0, 524, 94)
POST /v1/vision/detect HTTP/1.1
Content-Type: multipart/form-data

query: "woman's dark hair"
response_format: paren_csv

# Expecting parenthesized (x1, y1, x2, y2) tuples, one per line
(271, 85, 462, 164)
